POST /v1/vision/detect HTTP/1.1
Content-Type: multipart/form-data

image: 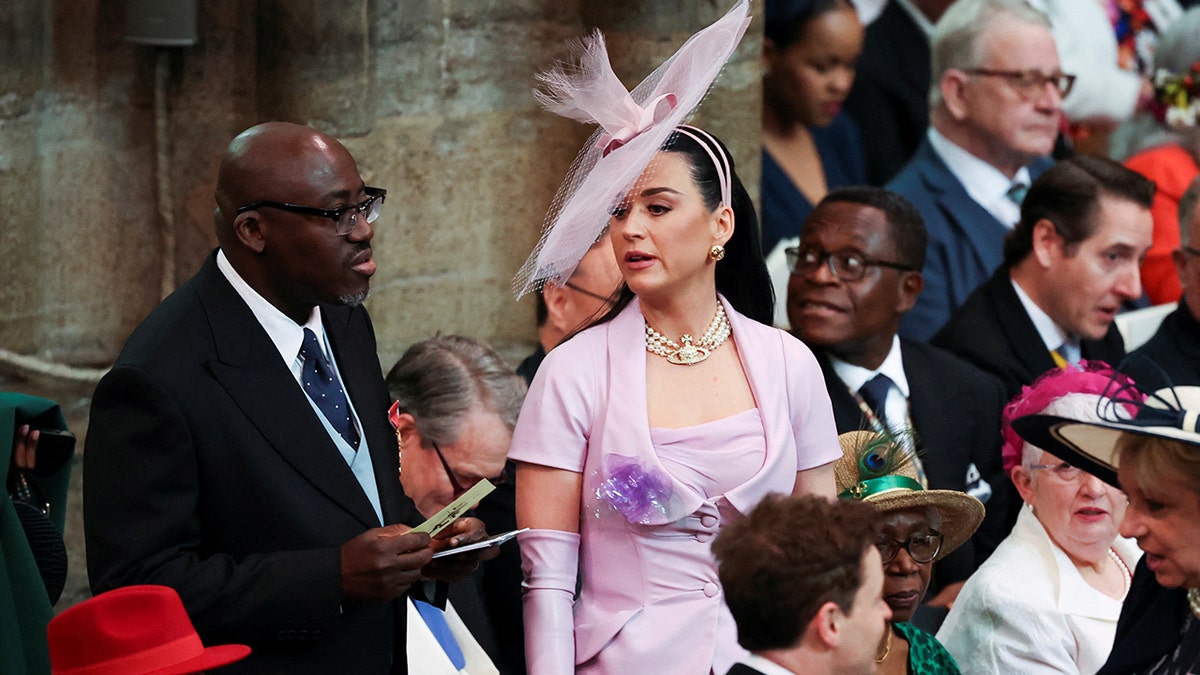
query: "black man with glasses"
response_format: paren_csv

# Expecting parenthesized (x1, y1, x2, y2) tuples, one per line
(788, 187, 1011, 632)
(1129, 177, 1200, 387)
(835, 429, 986, 673)
(84, 122, 493, 674)
(886, 0, 1069, 341)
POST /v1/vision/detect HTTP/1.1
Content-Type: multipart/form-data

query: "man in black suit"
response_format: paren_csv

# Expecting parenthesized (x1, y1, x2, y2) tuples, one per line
(787, 186, 1008, 617)
(1129, 177, 1200, 387)
(715, 495, 888, 675)
(933, 155, 1155, 401)
(844, 0, 954, 186)
(84, 122, 491, 673)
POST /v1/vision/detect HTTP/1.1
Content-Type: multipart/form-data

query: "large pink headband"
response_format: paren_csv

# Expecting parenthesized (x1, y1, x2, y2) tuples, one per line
(511, 0, 751, 297)
(673, 125, 732, 207)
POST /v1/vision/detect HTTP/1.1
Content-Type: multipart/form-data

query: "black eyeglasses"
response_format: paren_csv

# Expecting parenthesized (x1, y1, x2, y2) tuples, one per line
(431, 441, 469, 497)
(563, 281, 616, 304)
(785, 246, 917, 282)
(236, 186, 387, 236)
(876, 530, 944, 565)
(962, 68, 1076, 99)
(1182, 245, 1200, 258)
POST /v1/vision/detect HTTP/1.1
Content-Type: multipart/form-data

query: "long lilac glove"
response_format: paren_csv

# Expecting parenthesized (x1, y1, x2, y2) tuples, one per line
(519, 528, 580, 675)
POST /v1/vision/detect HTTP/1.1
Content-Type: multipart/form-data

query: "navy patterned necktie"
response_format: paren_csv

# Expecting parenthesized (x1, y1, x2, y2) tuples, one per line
(859, 374, 894, 428)
(299, 328, 359, 449)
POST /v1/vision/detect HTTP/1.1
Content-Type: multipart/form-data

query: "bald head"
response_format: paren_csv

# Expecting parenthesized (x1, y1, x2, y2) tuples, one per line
(212, 122, 379, 324)
(214, 122, 355, 242)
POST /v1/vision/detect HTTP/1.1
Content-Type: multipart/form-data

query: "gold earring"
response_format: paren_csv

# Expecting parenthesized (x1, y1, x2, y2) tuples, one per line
(709, 244, 725, 261)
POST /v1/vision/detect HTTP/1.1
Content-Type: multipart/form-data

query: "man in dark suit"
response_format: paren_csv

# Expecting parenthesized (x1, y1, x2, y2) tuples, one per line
(1130, 178, 1200, 388)
(787, 186, 1008, 618)
(933, 155, 1155, 402)
(715, 495, 888, 675)
(887, 0, 1065, 340)
(843, 0, 953, 186)
(84, 122, 491, 673)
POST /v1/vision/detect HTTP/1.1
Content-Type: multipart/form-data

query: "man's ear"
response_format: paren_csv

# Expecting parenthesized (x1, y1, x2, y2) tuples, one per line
(762, 37, 779, 74)
(233, 211, 267, 254)
(393, 411, 419, 448)
(1031, 218, 1061, 268)
(897, 271, 925, 314)
(941, 70, 970, 121)
(811, 600, 842, 650)
(542, 282, 573, 334)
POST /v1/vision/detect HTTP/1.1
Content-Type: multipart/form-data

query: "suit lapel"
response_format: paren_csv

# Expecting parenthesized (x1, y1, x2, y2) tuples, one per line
(811, 348, 866, 433)
(984, 271, 1056, 383)
(196, 259, 384, 529)
(914, 141, 1009, 276)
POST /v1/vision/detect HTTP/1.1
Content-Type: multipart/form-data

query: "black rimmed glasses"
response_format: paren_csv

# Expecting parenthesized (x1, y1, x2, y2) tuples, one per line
(786, 246, 917, 282)
(963, 68, 1076, 99)
(563, 281, 615, 304)
(876, 530, 944, 564)
(236, 186, 387, 236)
(1029, 461, 1083, 483)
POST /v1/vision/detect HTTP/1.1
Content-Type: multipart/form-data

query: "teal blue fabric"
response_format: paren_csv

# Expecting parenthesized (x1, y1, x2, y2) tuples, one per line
(0, 392, 73, 675)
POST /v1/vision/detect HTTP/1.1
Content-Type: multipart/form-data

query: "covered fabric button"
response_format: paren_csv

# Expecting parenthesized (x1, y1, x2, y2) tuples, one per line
(702, 582, 719, 597)
(700, 514, 717, 528)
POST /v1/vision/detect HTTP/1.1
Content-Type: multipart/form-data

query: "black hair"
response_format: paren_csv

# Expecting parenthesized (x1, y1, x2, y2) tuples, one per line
(818, 186, 928, 269)
(1004, 155, 1156, 267)
(765, 0, 856, 48)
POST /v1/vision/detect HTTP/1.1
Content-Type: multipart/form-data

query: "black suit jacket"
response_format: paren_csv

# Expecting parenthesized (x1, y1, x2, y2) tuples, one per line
(85, 252, 421, 673)
(843, 0, 931, 186)
(726, 663, 771, 675)
(931, 267, 1127, 402)
(813, 341, 1010, 586)
(1128, 301, 1200, 388)
(1097, 558, 1189, 675)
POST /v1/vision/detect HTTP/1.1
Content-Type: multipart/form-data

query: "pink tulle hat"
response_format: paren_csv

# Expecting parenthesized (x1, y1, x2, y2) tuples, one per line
(512, 0, 752, 297)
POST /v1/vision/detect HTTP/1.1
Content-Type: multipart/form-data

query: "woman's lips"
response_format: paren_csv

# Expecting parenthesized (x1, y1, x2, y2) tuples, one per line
(885, 589, 921, 606)
(623, 251, 656, 271)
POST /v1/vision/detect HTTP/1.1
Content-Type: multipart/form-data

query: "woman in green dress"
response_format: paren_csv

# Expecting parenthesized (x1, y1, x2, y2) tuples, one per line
(835, 430, 984, 674)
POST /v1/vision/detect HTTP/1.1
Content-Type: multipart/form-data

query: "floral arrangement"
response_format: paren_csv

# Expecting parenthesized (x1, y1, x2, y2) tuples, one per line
(1151, 62, 1200, 128)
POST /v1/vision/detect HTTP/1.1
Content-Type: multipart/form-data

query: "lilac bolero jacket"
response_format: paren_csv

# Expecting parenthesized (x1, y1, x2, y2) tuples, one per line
(510, 296, 840, 673)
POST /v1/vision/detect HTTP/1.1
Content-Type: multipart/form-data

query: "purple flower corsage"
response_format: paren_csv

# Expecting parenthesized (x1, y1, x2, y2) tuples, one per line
(593, 454, 674, 524)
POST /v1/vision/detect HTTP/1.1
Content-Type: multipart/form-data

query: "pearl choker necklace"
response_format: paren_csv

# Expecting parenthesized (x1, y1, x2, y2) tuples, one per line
(644, 303, 731, 366)
(1108, 548, 1131, 599)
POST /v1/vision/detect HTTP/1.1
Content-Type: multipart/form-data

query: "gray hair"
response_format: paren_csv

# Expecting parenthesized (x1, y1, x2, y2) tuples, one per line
(1021, 393, 1105, 469)
(386, 335, 527, 447)
(1181, 177, 1200, 246)
(929, 0, 1051, 108)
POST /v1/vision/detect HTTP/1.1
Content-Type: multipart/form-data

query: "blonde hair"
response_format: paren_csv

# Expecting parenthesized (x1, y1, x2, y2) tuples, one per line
(1118, 433, 1200, 498)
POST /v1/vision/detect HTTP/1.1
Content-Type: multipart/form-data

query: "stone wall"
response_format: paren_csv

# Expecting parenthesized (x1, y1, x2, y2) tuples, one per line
(0, 0, 761, 372)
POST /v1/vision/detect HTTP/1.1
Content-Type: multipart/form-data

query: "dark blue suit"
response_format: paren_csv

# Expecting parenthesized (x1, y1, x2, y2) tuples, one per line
(887, 139, 1053, 341)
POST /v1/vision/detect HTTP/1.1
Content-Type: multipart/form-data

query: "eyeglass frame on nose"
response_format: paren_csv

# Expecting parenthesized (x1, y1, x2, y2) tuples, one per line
(563, 280, 616, 304)
(1028, 461, 1084, 482)
(785, 246, 918, 283)
(235, 186, 387, 236)
(961, 68, 1077, 99)
(430, 441, 470, 497)
(876, 530, 944, 565)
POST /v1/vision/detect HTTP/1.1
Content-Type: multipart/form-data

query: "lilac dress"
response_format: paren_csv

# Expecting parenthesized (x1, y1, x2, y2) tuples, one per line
(509, 296, 840, 674)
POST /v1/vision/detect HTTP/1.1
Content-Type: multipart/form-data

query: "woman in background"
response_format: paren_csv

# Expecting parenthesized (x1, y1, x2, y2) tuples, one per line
(939, 364, 1142, 674)
(762, 0, 866, 325)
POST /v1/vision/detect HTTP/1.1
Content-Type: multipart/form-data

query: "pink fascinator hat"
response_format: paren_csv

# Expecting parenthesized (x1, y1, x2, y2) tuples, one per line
(1000, 361, 1143, 475)
(512, 0, 752, 297)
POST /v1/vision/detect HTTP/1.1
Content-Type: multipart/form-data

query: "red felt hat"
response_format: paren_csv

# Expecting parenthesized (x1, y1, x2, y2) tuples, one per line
(48, 585, 250, 675)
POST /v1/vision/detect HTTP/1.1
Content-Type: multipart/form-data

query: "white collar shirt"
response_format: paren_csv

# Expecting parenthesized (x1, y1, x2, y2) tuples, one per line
(928, 128, 1031, 229)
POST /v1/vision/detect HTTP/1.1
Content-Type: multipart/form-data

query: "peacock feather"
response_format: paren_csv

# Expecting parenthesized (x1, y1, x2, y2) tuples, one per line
(852, 427, 918, 481)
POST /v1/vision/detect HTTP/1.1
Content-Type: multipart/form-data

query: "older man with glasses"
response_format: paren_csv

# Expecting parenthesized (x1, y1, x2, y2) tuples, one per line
(886, 0, 1070, 341)
(84, 122, 494, 674)
(387, 335, 528, 675)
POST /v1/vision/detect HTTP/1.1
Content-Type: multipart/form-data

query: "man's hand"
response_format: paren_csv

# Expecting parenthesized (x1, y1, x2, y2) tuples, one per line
(422, 517, 498, 582)
(340, 525, 432, 602)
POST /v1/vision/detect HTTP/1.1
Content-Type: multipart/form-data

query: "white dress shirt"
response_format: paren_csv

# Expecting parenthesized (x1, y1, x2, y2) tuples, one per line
(928, 128, 1031, 229)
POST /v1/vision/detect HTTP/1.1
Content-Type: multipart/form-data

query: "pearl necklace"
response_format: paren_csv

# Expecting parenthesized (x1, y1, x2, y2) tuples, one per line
(1108, 548, 1131, 599)
(644, 303, 731, 365)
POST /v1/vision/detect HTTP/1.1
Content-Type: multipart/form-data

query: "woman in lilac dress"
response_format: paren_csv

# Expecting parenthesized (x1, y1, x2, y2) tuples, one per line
(510, 124, 840, 674)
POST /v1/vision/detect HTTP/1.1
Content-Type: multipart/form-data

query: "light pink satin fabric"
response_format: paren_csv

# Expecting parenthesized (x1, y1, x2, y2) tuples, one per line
(510, 296, 840, 674)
